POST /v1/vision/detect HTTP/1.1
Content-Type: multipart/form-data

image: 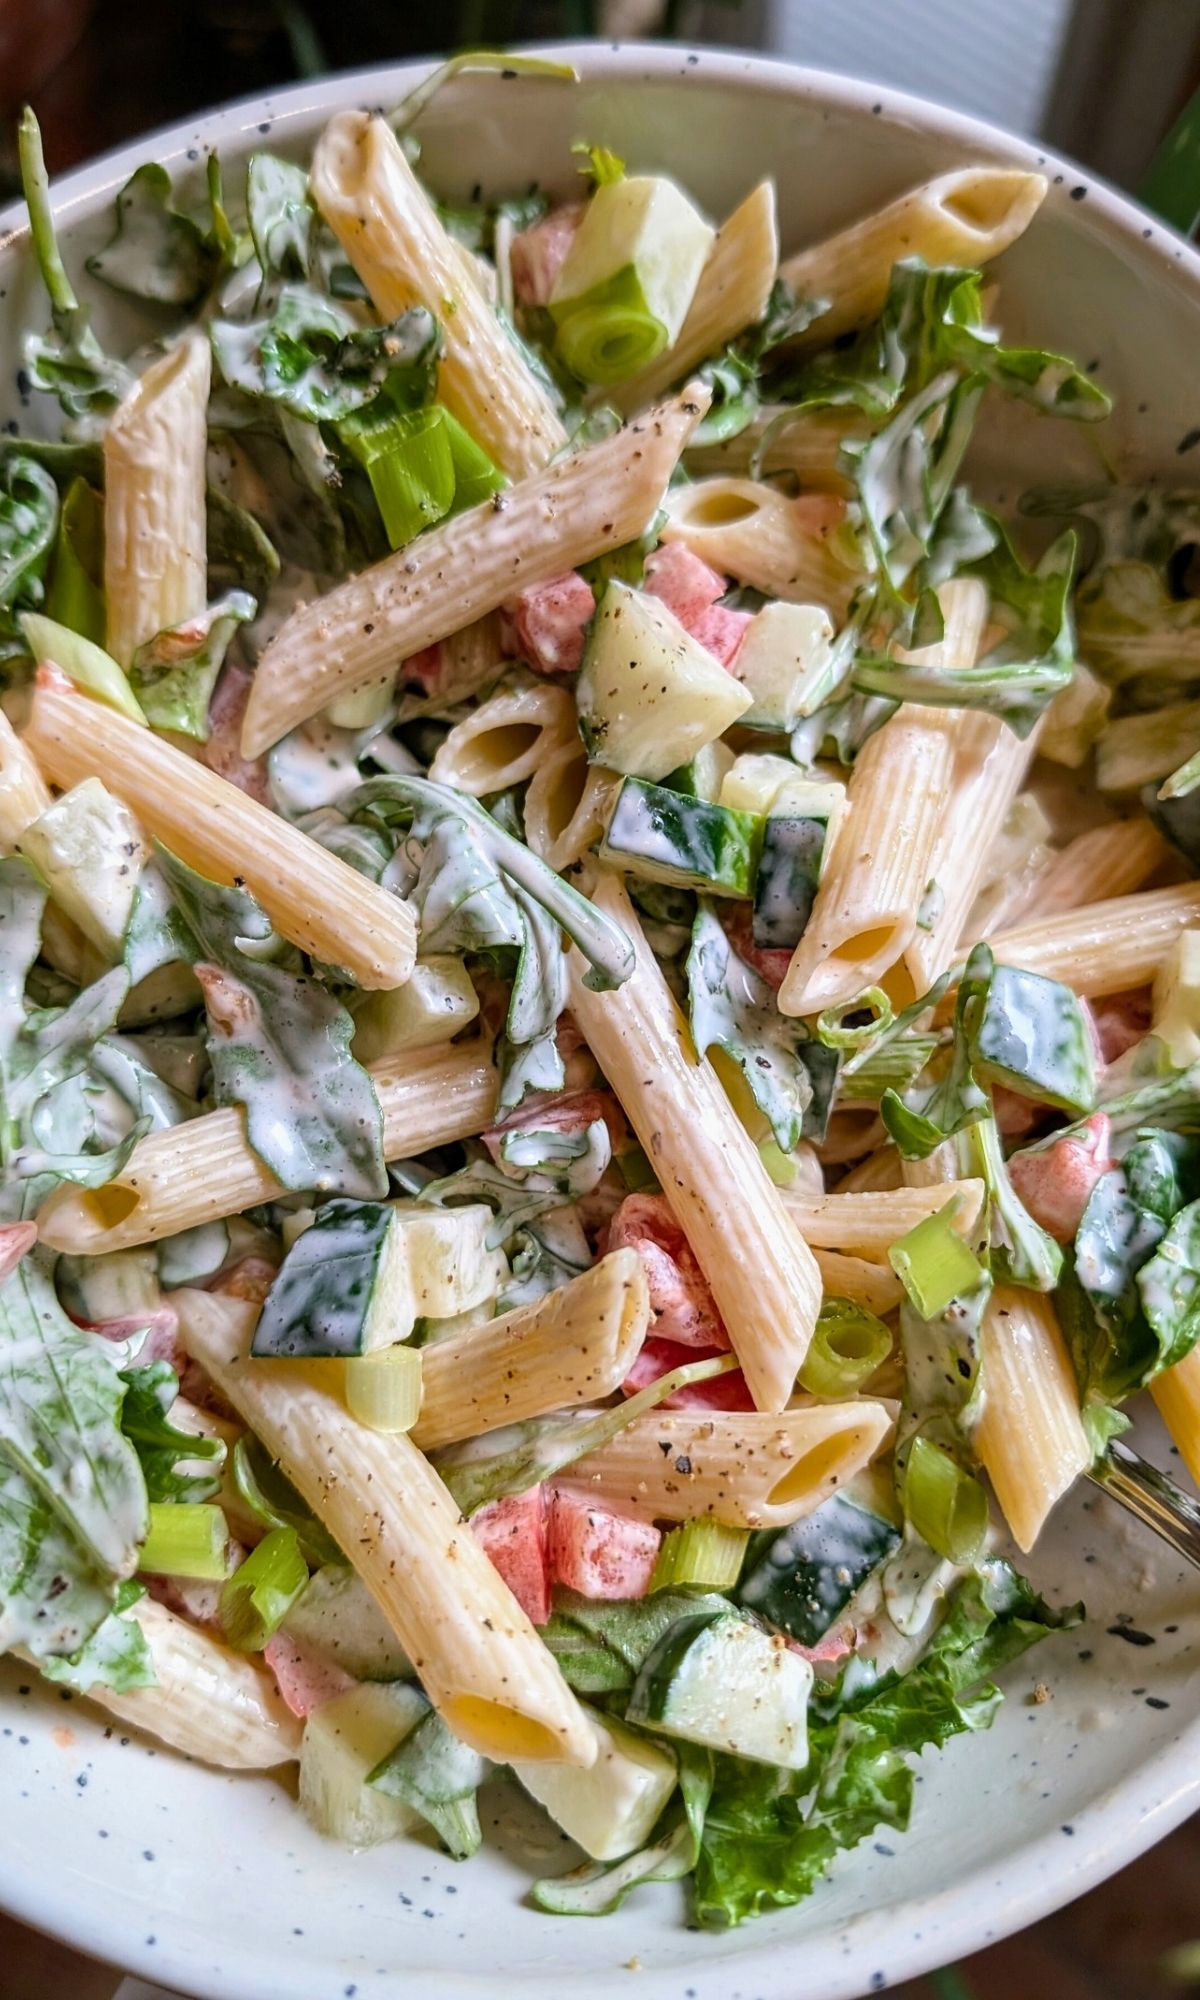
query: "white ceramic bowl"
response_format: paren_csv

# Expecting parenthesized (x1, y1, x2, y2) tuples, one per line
(3, 45, 1200, 2000)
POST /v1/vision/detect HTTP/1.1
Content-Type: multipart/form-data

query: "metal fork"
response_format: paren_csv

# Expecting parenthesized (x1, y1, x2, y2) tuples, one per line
(1088, 1438, 1200, 1571)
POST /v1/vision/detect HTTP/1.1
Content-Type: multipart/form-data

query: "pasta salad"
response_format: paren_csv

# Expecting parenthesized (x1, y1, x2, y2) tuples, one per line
(1, 56, 1197, 1929)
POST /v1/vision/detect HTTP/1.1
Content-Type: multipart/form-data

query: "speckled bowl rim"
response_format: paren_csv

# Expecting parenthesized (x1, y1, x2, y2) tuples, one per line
(2, 41, 1200, 2000)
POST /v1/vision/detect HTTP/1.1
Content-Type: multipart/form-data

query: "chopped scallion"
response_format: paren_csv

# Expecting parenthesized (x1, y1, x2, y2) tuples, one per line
(888, 1199, 986, 1320)
(650, 1518, 749, 1592)
(554, 266, 668, 386)
(20, 611, 146, 723)
(441, 408, 506, 513)
(220, 1525, 308, 1650)
(799, 1299, 892, 1398)
(903, 1436, 989, 1564)
(46, 477, 105, 643)
(338, 403, 455, 548)
(139, 1500, 229, 1580)
(345, 1344, 424, 1433)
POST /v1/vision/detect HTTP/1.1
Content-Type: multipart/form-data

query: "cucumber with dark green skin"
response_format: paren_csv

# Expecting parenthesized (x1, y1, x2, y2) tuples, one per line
(737, 1493, 901, 1647)
(252, 1199, 405, 1358)
(798, 1041, 841, 1143)
(969, 963, 1096, 1113)
(600, 777, 763, 897)
(627, 1607, 812, 1768)
(752, 814, 829, 949)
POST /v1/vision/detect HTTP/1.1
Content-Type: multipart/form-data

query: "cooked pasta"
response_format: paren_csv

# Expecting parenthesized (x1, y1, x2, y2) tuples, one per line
(975, 1289, 1091, 1554)
(988, 883, 1200, 997)
(428, 679, 577, 796)
(662, 476, 859, 614)
(104, 330, 210, 667)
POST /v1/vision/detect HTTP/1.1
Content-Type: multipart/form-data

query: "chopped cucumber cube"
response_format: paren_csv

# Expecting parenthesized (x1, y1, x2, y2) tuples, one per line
(388, 1201, 507, 1320)
(281, 1565, 413, 1682)
(350, 955, 479, 1063)
(600, 776, 763, 897)
(968, 963, 1096, 1113)
(628, 1609, 812, 1769)
(299, 1681, 426, 1846)
(514, 1708, 678, 1861)
(665, 738, 736, 803)
(550, 176, 714, 386)
(739, 1493, 902, 1648)
(18, 777, 148, 956)
(730, 602, 836, 728)
(577, 579, 751, 782)
(719, 751, 804, 816)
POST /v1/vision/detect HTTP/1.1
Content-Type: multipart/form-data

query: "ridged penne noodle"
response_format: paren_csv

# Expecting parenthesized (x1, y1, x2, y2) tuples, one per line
(1151, 1345, 1200, 1487)
(781, 578, 988, 1015)
(312, 111, 566, 479)
(241, 386, 709, 756)
(662, 477, 858, 615)
(565, 1401, 894, 1531)
(414, 1250, 649, 1451)
(987, 883, 1200, 997)
(782, 1179, 985, 1258)
(974, 1287, 1090, 1553)
(686, 405, 866, 493)
(35, 1041, 499, 1253)
(566, 872, 822, 1413)
(0, 708, 51, 848)
(178, 1289, 596, 1766)
(813, 1249, 904, 1314)
(1031, 818, 1169, 919)
(434, 611, 506, 703)
(427, 679, 577, 796)
(614, 180, 778, 412)
(104, 331, 210, 668)
(522, 739, 620, 872)
(22, 668, 417, 990)
(779, 167, 1047, 346)
(835, 1148, 904, 1194)
(900, 712, 1037, 994)
(20, 1598, 301, 1769)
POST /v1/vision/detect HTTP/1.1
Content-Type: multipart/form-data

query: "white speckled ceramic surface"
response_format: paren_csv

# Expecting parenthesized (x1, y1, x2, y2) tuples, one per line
(2, 46, 1200, 2000)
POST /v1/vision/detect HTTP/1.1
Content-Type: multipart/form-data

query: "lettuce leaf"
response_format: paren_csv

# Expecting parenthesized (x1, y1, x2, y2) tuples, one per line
(86, 162, 219, 306)
(119, 1358, 225, 1503)
(38, 1578, 155, 1692)
(210, 286, 440, 424)
(130, 590, 256, 740)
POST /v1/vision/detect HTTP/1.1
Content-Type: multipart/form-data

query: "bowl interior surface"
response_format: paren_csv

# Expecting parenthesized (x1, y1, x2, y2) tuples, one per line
(2, 45, 1200, 2000)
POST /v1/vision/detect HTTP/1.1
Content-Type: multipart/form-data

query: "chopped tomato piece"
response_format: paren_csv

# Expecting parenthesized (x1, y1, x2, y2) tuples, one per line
(622, 1335, 754, 1411)
(471, 1486, 551, 1625)
(263, 1633, 357, 1717)
(643, 541, 728, 625)
(506, 573, 595, 676)
(606, 1193, 729, 1347)
(510, 203, 584, 308)
(1008, 1112, 1115, 1243)
(548, 1488, 661, 1599)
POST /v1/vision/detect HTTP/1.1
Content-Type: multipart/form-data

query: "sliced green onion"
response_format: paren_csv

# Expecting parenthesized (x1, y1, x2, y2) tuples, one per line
(219, 1525, 307, 1650)
(46, 477, 105, 643)
(20, 611, 146, 723)
(18, 107, 78, 320)
(139, 1501, 229, 1580)
(345, 1345, 423, 1434)
(554, 264, 668, 386)
(441, 409, 506, 514)
(903, 1436, 989, 1564)
(650, 1518, 749, 1592)
(838, 1032, 940, 1103)
(817, 987, 894, 1050)
(799, 1299, 892, 1398)
(888, 1198, 986, 1320)
(338, 403, 456, 549)
(231, 1434, 343, 1568)
(572, 141, 626, 189)
(389, 52, 578, 139)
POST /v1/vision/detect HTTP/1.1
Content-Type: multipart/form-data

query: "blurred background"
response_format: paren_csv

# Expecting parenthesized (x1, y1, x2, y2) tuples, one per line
(2, 2, 1200, 1996)
(3, 0, 1200, 193)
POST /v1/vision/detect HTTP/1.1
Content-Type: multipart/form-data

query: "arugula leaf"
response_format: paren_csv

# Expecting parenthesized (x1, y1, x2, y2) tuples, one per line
(0, 456, 59, 645)
(38, 1579, 155, 1692)
(0, 1455, 120, 1656)
(1136, 1196, 1200, 1370)
(231, 1434, 344, 1568)
(86, 162, 218, 306)
(246, 154, 313, 280)
(686, 902, 838, 1147)
(369, 1706, 487, 1859)
(130, 590, 256, 739)
(895, 1281, 991, 1488)
(210, 287, 440, 424)
(964, 1114, 1063, 1291)
(156, 849, 386, 1197)
(119, 1359, 225, 1503)
(206, 487, 281, 599)
(881, 945, 991, 1158)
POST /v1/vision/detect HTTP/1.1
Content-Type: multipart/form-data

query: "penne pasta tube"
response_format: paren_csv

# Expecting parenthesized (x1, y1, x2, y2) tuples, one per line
(835, 1148, 905, 1194)
(782, 1180, 985, 1258)
(19, 1598, 301, 1769)
(813, 1249, 904, 1314)
(686, 404, 866, 493)
(900, 711, 1037, 995)
(22, 667, 417, 990)
(779, 167, 1047, 347)
(523, 739, 620, 873)
(987, 883, 1200, 998)
(427, 679, 577, 796)
(564, 1401, 894, 1532)
(35, 1041, 499, 1254)
(661, 477, 858, 615)
(566, 871, 822, 1413)
(312, 110, 566, 479)
(414, 1249, 649, 1451)
(177, 1290, 596, 1767)
(613, 180, 778, 412)
(975, 1286, 1090, 1553)
(1151, 1345, 1200, 1487)
(1030, 818, 1170, 919)
(241, 386, 709, 756)
(781, 578, 988, 1015)
(0, 708, 51, 849)
(105, 331, 210, 668)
